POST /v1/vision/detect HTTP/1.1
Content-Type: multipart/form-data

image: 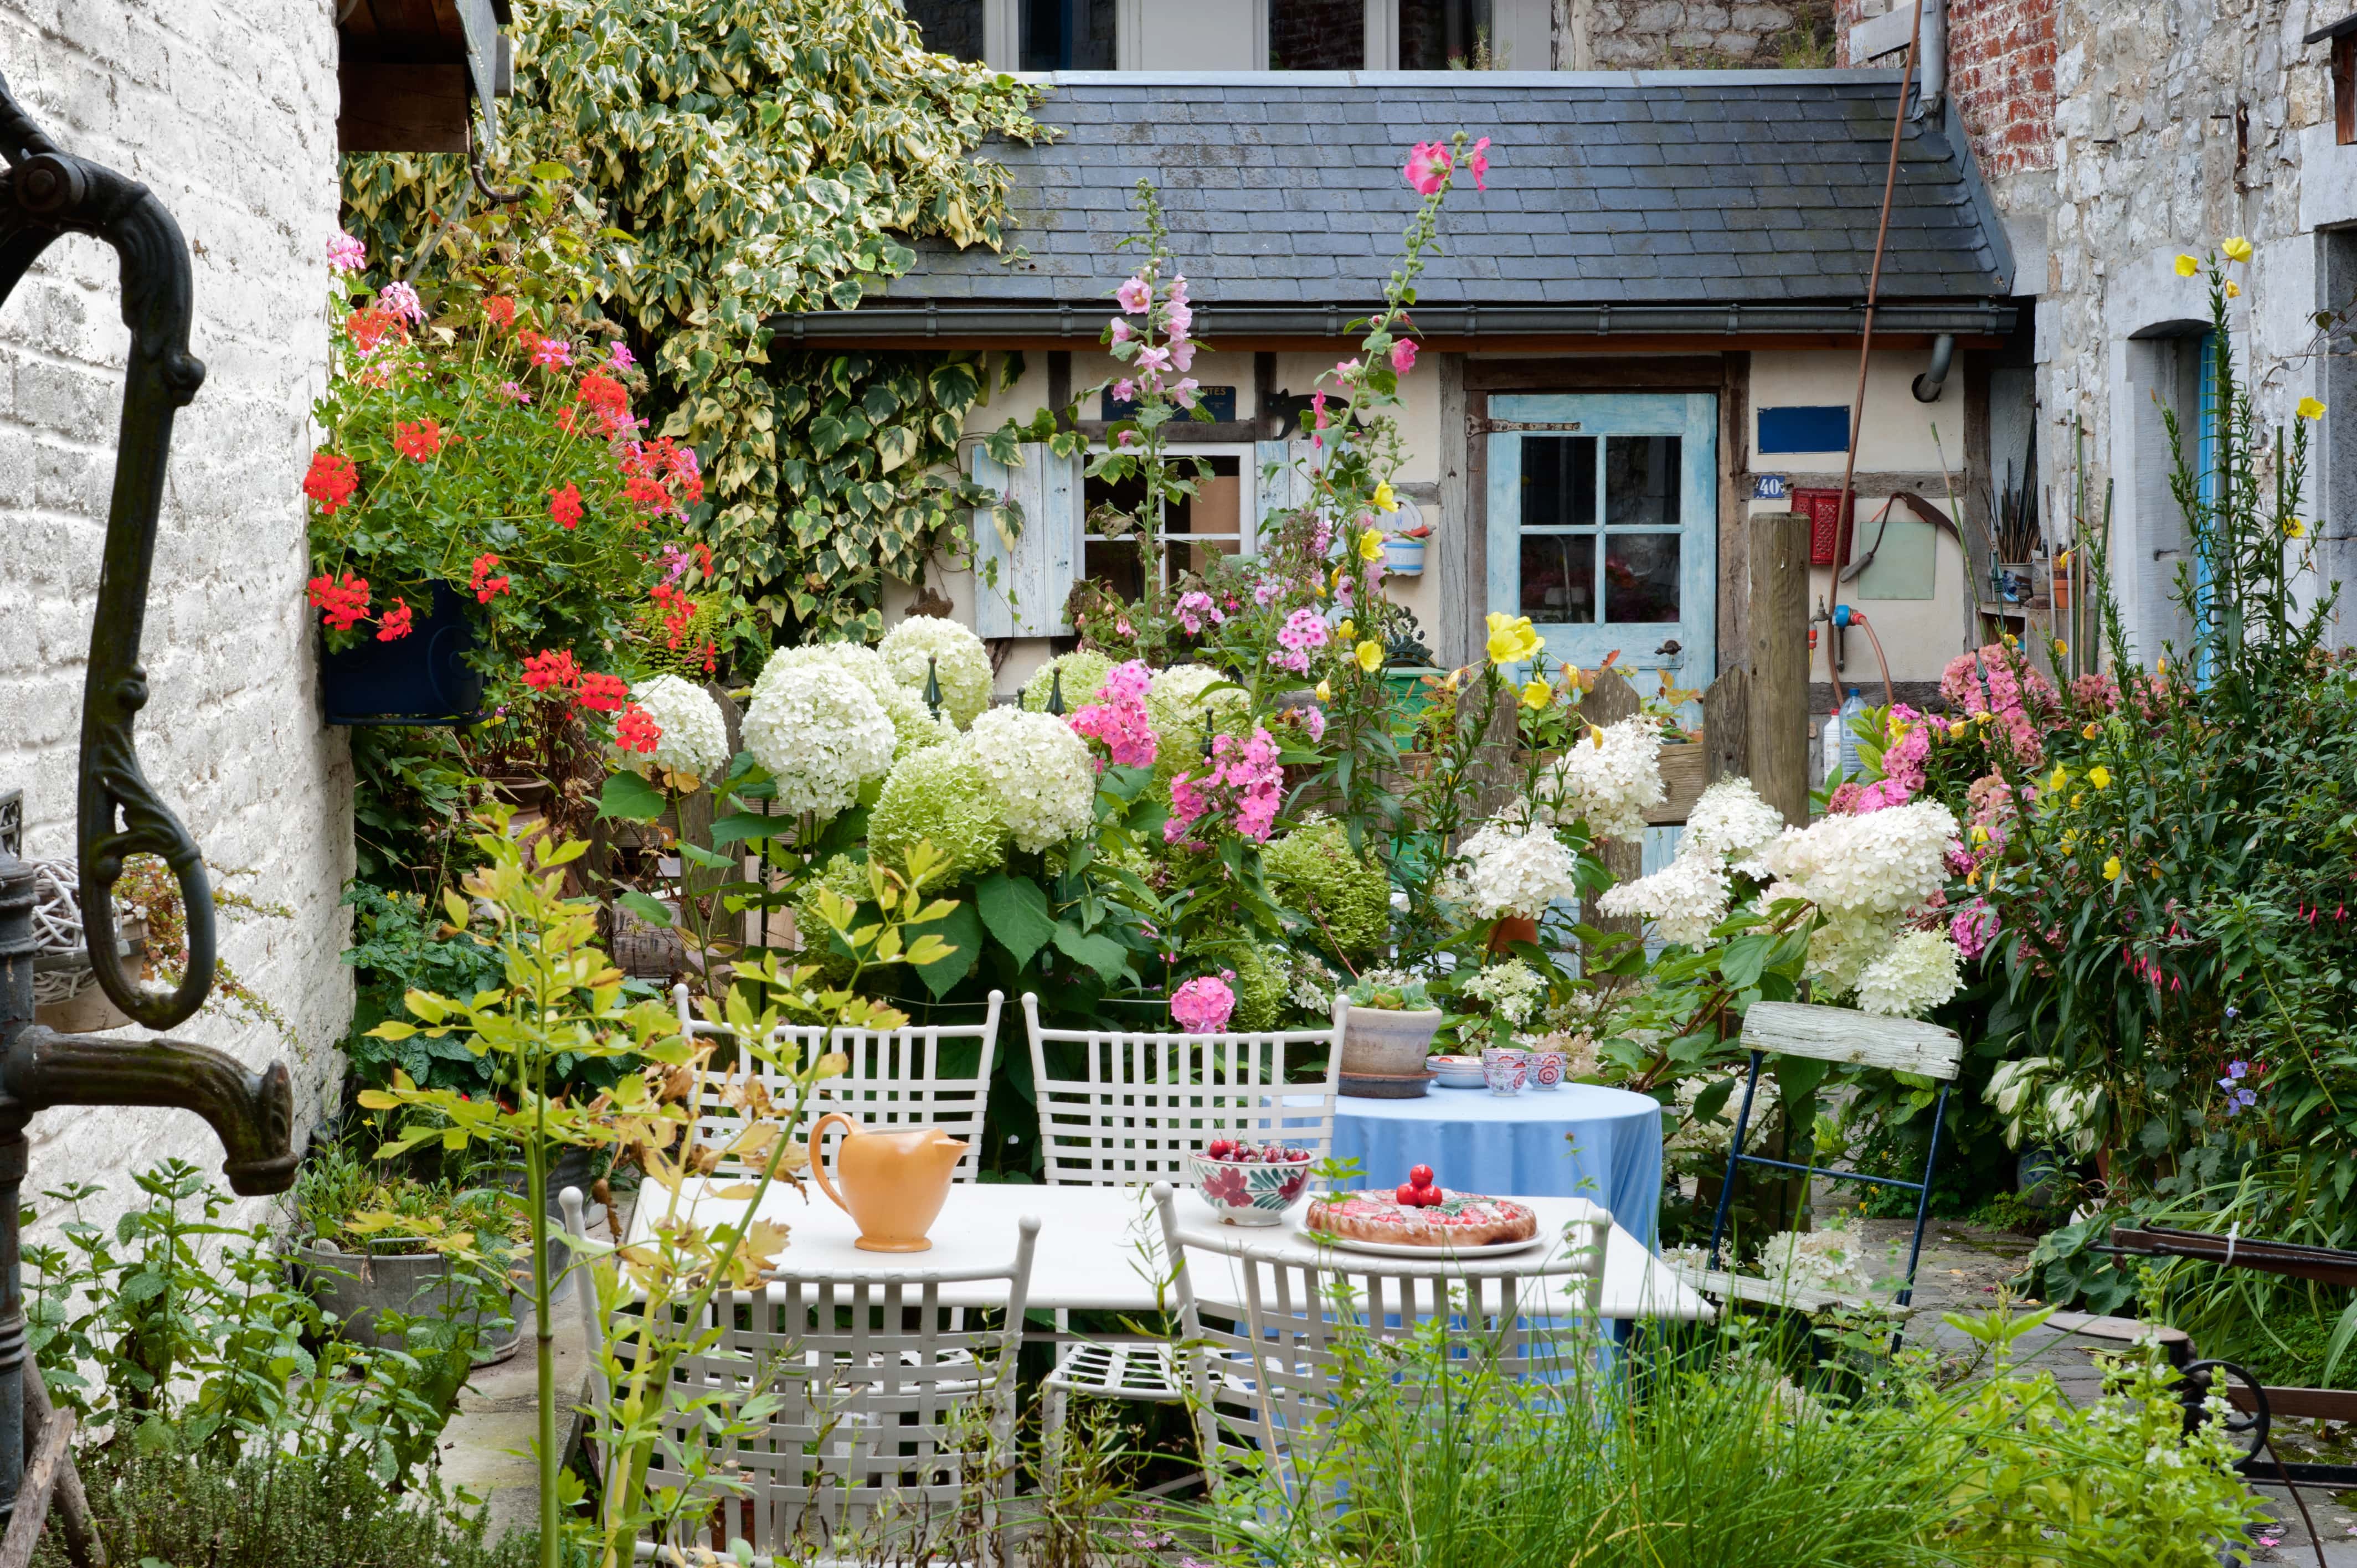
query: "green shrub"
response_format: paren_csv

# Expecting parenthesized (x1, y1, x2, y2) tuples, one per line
(38, 1444, 535, 1568)
(1264, 819, 1393, 959)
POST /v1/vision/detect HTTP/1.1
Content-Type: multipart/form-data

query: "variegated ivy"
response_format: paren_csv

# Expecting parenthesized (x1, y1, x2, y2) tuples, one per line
(342, 0, 1044, 640)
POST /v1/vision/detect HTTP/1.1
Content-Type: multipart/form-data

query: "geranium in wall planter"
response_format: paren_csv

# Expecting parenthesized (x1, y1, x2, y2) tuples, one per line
(318, 577, 484, 724)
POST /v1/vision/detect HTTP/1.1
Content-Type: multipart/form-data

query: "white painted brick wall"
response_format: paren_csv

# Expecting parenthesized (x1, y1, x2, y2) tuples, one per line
(0, 2, 351, 1239)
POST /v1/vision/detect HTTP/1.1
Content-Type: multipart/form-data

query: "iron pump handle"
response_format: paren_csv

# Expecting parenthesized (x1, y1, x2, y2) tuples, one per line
(0, 70, 214, 1029)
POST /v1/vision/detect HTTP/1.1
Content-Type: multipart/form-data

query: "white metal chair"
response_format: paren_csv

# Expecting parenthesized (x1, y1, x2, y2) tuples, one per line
(621, 1215, 1039, 1564)
(1154, 1182, 1610, 1503)
(676, 985, 1003, 1182)
(1020, 992, 1345, 1486)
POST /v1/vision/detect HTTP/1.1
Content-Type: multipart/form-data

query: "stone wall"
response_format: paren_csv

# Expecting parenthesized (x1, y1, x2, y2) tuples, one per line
(1577, 0, 1833, 69)
(0, 2, 351, 1234)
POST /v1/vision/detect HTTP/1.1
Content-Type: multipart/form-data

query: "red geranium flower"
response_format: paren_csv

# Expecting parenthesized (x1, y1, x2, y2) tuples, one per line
(470, 552, 510, 604)
(522, 648, 582, 693)
(306, 572, 370, 632)
(344, 306, 406, 352)
(482, 295, 517, 329)
(375, 596, 414, 642)
(577, 671, 628, 713)
(650, 583, 697, 649)
(393, 419, 442, 462)
(615, 703, 662, 755)
(577, 372, 628, 415)
(302, 452, 359, 515)
(548, 483, 584, 530)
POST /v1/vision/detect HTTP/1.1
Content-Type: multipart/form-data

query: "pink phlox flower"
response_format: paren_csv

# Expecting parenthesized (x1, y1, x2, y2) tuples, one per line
(1466, 135, 1491, 190)
(532, 336, 574, 369)
(1109, 318, 1133, 344)
(377, 281, 425, 322)
(1167, 770, 1211, 844)
(1169, 339, 1197, 373)
(1116, 275, 1153, 314)
(1312, 519, 1334, 554)
(1069, 659, 1157, 769)
(1097, 659, 1152, 704)
(1293, 703, 1327, 742)
(1391, 339, 1418, 374)
(1165, 301, 1193, 338)
(2070, 670, 2121, 711)
(1851, 777, 1913, 813)
(1135, 344, 1172, 374)
(1268, 645, 1311, 674)
(1253, 578, 1281, 607)
(1113, 378, 1138, 402)
(609, 342, 636, 368)
(1170, 973, 1238, 1034)
(1404, 140, 1452, 195)
(1952, 901, 2001, 961)
(1176, 590, 1225, 635)
(1277, 607, 1330, 652)
(327, 230, 366, 272)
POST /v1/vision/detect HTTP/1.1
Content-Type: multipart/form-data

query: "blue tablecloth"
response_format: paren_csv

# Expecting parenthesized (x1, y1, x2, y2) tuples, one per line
(1331, 1083, 1665, 1248)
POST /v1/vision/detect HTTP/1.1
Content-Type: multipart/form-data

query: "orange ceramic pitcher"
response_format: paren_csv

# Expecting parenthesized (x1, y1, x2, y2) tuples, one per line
(806, 1112, 966, 1253)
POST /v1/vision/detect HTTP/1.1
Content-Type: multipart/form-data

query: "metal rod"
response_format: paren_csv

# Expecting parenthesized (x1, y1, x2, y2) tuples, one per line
(1705, 1050, 1763, 1272)
(1730, 1153, 1928, 1193)
(1893, 1081, 1949, 1308)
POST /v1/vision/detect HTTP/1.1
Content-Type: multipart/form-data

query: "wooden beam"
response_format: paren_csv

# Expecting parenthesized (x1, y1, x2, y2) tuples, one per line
(337, 61, 468, 153)
(1741, 1000, 1964, 1080)
(0, 1405, 75, 1568)
(1746, 511, 1811, 831)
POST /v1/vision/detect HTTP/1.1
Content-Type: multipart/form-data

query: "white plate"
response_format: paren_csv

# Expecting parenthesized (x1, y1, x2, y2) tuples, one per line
(1296, 1225, 1551, 1260)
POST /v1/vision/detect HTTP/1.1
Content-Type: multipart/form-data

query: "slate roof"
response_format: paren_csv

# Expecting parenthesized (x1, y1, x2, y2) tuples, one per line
(861, 70, 2012, 319)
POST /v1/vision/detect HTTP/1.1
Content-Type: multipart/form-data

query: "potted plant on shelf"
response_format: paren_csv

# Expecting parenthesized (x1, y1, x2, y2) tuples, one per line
(1336, 970, 1444, 1098)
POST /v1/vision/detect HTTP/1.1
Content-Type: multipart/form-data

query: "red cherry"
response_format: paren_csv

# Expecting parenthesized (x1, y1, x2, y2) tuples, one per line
(1207, 1140, 1232, 1160)
(1395, 1183, 1421, 1205)
(1409, 1165, 1435, 1190)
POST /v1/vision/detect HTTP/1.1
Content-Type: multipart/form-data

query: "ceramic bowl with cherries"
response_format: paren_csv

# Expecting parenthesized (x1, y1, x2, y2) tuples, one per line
(1190, 1139, 1315, 1225)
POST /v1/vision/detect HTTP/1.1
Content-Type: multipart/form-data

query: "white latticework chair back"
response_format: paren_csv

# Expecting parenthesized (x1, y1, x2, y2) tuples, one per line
(677, 986, 1002, 1182)
(1169, 1198, 1610, 1502)
(627, 1217, 1039, 1562)
(1021, 993, 1345, 1187)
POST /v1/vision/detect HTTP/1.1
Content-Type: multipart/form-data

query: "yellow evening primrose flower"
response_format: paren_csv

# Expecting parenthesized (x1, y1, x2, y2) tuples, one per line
(1372, 482, 1399, 513)
(1357, 528, 1385, 562)
(2060, 831, 2077, 852)
(2157, 656, 2169, 674)
(1969, 824, 1990, 846)
(1315, 679, 1332, 702)
(2226, 280, 2242, 298)
(2299, 396, 2327, 421)
(1521, 678, 1551, 709)
(2222, 236, 2253, 262)
(2089, 765, 2112, 789)
(1485, 611, 1541, 666)
(1356, 639, 1384, 674)
(2082, 721, 2101, 740)
(2103, 855, 2123, 881)
(1337, 618, 1356, 642)
(1966, 869, 1978, 890)
(2047, 765, 2068, 793)
(1949, 720, 1969, 739)
(2071, 791, 2084, 808)
(2052, 639, 2068, 657)
(2174, 254, 2200, 277)
(2287, 517, 2309, 538)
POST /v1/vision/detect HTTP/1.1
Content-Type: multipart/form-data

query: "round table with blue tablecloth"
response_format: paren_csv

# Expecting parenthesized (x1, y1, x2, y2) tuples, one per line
(1330, 1083, 1665, 1248)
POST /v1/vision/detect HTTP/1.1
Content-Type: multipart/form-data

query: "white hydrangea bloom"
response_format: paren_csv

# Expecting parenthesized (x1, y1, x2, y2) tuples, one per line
(624, 674, 732, 780)
(1751, 1220, 1889, 1297)
(1597, 853, 1731, 946)
(964, 707, 1097, 852)
(1462, 957, 1546, 1025)
(1679, 776, 1786, 865)
(1454, 821, 1583, 920)
(878, 615, 992, 728)
(1543, 718, 1665, 840)
(1803, 908, 1899, 1000)
(1855, 928, 1964, 1018)
(1145, 663, 1247, 765)
(740, 664, 895, 819)
(1741, 800, 1958, 917)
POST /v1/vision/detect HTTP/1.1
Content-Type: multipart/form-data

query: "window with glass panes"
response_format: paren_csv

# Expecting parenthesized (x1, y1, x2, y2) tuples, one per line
(1398, 0, 1491, 67)
(1517, 434, 1683, 626)
(1082, 448, 1253, 599)
(904, 0, 987, 61)
(1021, 0, 1115, 69)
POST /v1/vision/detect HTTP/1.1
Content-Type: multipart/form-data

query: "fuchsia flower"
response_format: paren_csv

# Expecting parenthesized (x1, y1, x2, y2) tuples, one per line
(1116, 275, 1153, 314)
(1391, 339, 1418, 374)
(1068, 659, 1158, 769)
(1171, 972, 1238, 1034)
(1404, 140, 1452, 195)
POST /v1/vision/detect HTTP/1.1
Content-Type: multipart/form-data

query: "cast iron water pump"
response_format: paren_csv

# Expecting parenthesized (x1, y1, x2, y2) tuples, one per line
(0, 70, 297, 1535)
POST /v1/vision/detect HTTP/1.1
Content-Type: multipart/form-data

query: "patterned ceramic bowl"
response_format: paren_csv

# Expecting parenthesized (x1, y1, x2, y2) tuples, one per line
(1481, 1047, 1529, 1096)
(1188, 1148, 1315, 1226)
(1529, 1049, 1567, 1090)
(1430, 1054, 1488, 1089)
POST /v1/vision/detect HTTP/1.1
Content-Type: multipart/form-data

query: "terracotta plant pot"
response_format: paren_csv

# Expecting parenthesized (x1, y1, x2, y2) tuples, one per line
(1339, 1006, 1445, 1078)
(1489, 915, 1539, 952)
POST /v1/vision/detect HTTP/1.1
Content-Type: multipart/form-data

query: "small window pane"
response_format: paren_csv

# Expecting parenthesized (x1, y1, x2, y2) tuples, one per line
(1399, 0, 1494, 68)
(1604, 435, 1680, 529)
(1270, 0, 1364, 68)
(1021, 0, 1116, 70)
(1604, 534, 1680, 623)
(1520, 435, 1596, 529)
(1520, 534, 1596, 623)
(1085, 456, 1247, 595)
(1167, 457, 1243, 577)
(904, 0, 985, 61)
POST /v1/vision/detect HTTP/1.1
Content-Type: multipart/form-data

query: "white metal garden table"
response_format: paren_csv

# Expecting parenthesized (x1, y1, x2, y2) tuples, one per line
(623, 1180, 1715, 1322)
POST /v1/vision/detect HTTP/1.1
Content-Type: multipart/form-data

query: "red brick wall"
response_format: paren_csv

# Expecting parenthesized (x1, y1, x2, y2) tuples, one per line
(1835, 0, 2056, 178)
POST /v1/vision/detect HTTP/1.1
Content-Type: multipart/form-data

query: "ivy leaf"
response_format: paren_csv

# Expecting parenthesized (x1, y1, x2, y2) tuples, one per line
(976, 873, 1057, 968)
(596, 771, 668, 823)
(874, 424, 918, 474)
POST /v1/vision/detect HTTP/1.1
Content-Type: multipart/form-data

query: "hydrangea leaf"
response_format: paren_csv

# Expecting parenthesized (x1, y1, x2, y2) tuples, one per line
(976, 873, 1057, 969)
(596, 771, 667, 823)
(907, 899, 982, 999)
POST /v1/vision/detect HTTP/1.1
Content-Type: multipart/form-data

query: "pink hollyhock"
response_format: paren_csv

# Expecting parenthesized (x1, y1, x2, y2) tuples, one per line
(1167, 273, 1191, 307)
(1116, 275, 1152, 314)
(1171, 972, 1238, 1034)
(1169, 339, 1196, 373)
(1465, 135, 1491, 190)
(1333, 358, 1362, 380)
(1172, 378, 1201, 409)
(1136, 344, 1171, 375)
(1165, 301, 1193, 338)
(1404, 140, 1451, 195)
(1391, 339, 1418, 374)
(1113, 378, 1138, 402)
(1109, 318, 1132, 344)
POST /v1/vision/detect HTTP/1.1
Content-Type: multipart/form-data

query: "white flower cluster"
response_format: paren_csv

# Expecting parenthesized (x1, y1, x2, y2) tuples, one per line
(1543, 718, 1665, 840)
(1749, 1220, 1893, 1298)
(964, 706, 1098, 852)
(740, 662, 895, 819)
(1597, 854, 1730, 946)
(1855, 928, 1964, 1018)
(761, 641, 953, 760)
(1284, 950, 1343, 1014)
(1742, 800, 1957, 916)
(878, 615, 993, 729)
(1462, 957, 1545, 1025)
(623, 674, 731, 781)
(1452, 821, 1583, 920)
(1680, 777, 1787, 865)
(1145, 663, 1247, 768)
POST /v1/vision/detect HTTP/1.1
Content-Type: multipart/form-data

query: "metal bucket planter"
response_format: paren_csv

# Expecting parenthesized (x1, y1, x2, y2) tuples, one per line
(301, 1242, 523, 1366)
(320, 580, 483, 725)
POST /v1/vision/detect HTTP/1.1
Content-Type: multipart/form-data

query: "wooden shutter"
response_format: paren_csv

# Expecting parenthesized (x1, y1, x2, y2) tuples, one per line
(970, 442, 1079, 637)
(1254, 439, 1319, 537)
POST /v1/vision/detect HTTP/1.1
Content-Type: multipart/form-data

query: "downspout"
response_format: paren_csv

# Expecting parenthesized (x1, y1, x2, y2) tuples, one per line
(1912, 333, 1955, 402)
(1915, 0, 1947, 119)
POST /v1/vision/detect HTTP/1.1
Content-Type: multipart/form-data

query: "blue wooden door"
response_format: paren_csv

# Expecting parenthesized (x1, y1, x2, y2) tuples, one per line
(1484, 393, 1717, 690)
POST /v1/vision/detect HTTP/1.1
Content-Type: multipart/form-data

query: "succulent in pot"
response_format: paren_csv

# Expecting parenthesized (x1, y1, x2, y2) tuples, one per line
(1337, 970, 1445, 1078)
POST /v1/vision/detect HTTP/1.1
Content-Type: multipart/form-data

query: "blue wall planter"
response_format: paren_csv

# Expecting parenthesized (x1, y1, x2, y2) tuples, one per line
(321, 580, 484, 726)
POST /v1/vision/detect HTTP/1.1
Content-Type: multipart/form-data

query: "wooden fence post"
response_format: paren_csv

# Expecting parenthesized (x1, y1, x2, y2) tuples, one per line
(1582, 666, 1645, 946)
(1746, 512, 1812, 828)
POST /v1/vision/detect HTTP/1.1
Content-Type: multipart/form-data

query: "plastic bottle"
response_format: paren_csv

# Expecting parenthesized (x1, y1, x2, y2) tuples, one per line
(1837, 687, 1866, 782)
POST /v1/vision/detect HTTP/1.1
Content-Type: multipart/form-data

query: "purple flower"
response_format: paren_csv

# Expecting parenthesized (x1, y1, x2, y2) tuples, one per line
(2226, 1060, 2248, 1079)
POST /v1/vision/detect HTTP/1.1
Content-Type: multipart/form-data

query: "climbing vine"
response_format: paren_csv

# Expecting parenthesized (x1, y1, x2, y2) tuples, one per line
(342, 0, 1044, 641)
